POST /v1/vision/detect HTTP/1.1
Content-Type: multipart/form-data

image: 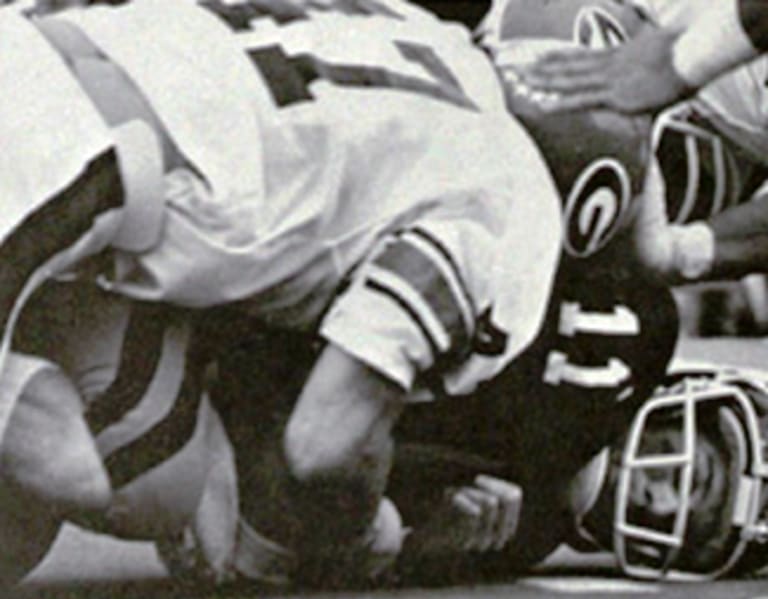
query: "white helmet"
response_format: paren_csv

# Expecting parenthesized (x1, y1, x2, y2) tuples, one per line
(572, 368, 768, 580)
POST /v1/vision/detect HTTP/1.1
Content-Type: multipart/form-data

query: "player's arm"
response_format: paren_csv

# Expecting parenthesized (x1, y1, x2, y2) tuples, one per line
(629, 157, 714, 283)
(628, 157, 680, 280)
(671, 0, 764, 89)
(520, 0, 764, 114)
(280, 211, 496, 551)
(633, 161, 768, 282)
(279, 342, 407, 580)
(693, 192, 768, 280)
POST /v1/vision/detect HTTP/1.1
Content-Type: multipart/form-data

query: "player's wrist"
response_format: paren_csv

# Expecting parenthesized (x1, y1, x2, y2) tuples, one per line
(670, 221, 715, 281)
(671, 0, 758, 88)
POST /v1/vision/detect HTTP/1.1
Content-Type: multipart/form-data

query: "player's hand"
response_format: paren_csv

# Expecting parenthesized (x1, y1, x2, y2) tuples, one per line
(518, 28, 691, 114)
(408, 474, 522, 556)
(452, 475, 522, 552)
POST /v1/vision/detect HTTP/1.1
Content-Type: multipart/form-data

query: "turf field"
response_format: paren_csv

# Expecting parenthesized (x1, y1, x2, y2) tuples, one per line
(11, 336, 768, 599)
(16, 528, 768, 599)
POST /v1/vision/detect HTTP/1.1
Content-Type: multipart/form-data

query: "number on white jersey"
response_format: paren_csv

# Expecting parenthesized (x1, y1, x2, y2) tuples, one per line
(198, 0, 476, 109)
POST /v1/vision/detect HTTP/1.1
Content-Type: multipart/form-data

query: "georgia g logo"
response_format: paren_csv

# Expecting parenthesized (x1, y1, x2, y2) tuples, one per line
(574, 6, 628, 48)
(563, 158, 631, 258)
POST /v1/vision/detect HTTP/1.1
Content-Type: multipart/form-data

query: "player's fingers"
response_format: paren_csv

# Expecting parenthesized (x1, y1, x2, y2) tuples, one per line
(461, 487, 498, 552)
(475, 475, 522, 550)
(532, 87, 614, 113)
(528, 48, 614, 77)
(450, 489, 485, 552)
(520, 68, 611, 95)
(451, 487, 482, 518)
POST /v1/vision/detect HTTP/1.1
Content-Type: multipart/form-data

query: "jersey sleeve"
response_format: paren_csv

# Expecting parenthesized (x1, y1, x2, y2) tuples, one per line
(320, 219, 483, 390)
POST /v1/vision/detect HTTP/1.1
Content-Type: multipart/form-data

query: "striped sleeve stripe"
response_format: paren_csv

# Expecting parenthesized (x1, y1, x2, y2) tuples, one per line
(365, 266, 451, 358)
(370, 243, 466, 353)
(401, 227, 475, 334)
(365, 278, 440, 360)
(366, 236, 473, 362)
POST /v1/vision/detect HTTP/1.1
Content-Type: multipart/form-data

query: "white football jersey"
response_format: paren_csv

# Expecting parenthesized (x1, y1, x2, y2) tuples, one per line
(54, 0, 562, 394)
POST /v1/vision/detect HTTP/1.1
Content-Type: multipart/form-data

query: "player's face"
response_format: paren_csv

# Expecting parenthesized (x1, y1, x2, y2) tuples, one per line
(624, 418, 731, 558)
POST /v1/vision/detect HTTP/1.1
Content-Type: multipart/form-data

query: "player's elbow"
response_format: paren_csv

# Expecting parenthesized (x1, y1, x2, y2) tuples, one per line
(283, 416, 355, 481)
(283, 405, 396, 483)
(283, 419, 325, 481)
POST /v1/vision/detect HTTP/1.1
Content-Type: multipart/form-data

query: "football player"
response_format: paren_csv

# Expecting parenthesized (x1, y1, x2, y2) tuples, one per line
(208, 0, 684, 587)
(30, 0, 766, 585)
(378, 0, 684, 583)
(0, 0, 674, 587)
(0, 0, 561, 584)
(487, 0, 768, 281)
(570, 366, 768, 580)
(442, 1, 765, 577)
(529, 0, 768, 332)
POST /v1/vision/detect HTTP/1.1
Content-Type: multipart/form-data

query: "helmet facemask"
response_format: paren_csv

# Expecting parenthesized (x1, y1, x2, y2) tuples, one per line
(609, 377, 768, 580)
(651, 105, 744, 225)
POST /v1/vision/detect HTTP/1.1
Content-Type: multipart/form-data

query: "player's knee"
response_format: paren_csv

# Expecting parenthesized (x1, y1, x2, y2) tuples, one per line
(2, 367, 111, 513)
(3, 426, 112, 514)
(46, 437, 112, 514)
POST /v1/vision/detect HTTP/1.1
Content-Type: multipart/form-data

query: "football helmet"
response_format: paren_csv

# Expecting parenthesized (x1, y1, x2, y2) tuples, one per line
(484, 0, 655, 259)
(573, 368, 768, 580)
(651, 103, 763, 225)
